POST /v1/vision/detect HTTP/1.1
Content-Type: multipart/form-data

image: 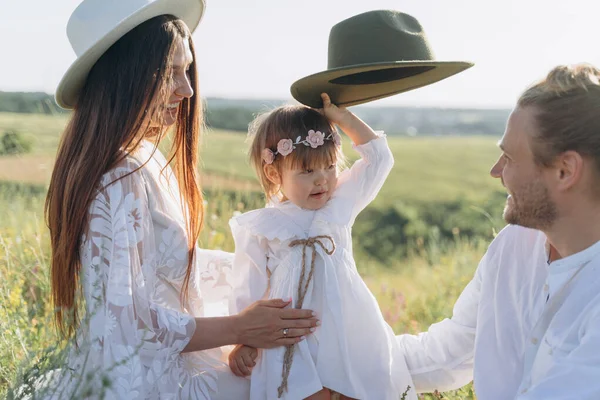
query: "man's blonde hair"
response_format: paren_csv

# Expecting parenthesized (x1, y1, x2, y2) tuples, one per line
(518, 63, 600, 171)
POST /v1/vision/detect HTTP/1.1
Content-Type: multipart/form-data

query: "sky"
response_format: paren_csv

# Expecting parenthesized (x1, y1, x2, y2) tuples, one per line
(1, 0, 599, 108)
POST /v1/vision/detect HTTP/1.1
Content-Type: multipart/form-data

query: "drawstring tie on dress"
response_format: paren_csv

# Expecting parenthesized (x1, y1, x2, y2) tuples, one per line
(277, 235, 335, 398)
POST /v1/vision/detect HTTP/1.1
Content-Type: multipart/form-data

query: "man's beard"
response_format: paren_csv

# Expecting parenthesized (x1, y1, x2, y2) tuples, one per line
(503, 179, 557, 230)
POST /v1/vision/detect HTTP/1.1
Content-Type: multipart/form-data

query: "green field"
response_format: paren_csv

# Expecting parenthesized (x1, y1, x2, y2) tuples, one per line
(0, 112, 504, 205)
(0, 112, 507, 398)
(201, 130, 505, 207)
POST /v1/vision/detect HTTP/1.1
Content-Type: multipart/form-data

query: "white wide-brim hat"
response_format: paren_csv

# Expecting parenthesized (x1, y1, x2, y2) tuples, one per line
(55, 0, 206, 110)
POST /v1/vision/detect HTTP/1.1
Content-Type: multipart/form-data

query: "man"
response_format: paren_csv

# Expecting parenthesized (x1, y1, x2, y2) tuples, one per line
(396, 63, 600, 399)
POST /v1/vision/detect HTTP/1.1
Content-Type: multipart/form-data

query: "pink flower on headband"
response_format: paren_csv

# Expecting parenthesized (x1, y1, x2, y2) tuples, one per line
(277, 138, 294, 156)
(262, 148, 274, 164)
(262, 130, 339, 163)
(306, 130, 325, 148)
(331, 131, 342, 147)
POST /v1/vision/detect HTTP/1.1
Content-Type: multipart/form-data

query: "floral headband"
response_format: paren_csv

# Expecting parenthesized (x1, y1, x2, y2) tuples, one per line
(262, 130, 342, 164)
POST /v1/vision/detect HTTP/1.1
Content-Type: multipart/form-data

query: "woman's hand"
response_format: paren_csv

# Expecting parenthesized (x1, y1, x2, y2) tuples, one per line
(234, 298, 319, 349)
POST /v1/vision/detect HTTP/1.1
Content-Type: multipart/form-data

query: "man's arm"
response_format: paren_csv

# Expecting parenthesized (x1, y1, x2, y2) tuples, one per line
(396, 255, 484, 393)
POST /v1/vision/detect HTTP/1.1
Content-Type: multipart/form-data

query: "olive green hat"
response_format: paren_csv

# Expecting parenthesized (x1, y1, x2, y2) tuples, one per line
(290, 10, 474, 108)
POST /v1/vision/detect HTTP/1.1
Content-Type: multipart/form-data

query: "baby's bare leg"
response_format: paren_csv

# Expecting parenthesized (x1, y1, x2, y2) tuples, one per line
(305, 388, 332, 400)
(330, 391, 358, 400)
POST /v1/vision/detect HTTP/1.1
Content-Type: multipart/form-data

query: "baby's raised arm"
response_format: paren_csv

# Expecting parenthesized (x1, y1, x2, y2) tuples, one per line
(320, 92, 377, 145)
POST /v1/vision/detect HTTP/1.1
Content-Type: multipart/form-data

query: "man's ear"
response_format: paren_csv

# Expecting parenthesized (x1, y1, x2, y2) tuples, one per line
(264, 164, 281, 185)
(554, 150, 584, 192)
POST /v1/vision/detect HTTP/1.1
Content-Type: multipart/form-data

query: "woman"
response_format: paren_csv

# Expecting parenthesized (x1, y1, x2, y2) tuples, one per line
(45, 0, 318, 398)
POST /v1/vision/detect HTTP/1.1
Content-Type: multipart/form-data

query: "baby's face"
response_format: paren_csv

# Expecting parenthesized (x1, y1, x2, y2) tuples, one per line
(280, 162, 338, 210)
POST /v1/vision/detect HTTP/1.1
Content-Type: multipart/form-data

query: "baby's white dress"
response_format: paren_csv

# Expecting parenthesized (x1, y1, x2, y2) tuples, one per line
(230, 136, 416, 400)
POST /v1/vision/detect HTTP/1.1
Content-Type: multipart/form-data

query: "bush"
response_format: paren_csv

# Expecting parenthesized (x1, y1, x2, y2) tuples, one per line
(353, 194, 506, 266)
(0, 131, 32, 155)
(204, 107, 257, 132)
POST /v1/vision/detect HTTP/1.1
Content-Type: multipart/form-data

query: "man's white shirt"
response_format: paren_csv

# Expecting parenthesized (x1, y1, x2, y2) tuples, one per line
(396, 225, 600, 399)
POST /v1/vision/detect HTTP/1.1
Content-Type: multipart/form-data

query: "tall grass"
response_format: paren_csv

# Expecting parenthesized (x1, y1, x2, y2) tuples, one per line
(0, 183, 56, 396)
(0, 181, 482, 399)
(0, 112, 497, 398)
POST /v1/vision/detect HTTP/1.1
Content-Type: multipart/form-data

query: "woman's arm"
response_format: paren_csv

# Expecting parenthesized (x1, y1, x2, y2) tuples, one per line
(183, 299, 319, 352)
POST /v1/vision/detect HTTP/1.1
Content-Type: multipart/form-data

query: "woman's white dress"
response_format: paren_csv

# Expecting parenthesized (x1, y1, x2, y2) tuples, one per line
(229, 136, 416, 400)
(47, 141, 248, 399)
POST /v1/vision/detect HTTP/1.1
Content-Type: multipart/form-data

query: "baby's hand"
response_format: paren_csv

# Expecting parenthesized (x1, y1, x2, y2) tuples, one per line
(319, 92, 378, 145)
(228, 344, 258, 377)
(320, 93, 352, 126)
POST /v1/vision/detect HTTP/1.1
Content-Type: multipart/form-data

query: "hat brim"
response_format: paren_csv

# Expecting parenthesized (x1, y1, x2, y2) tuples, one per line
(55, 0, 205, 110)
(290, 61, 474, 108)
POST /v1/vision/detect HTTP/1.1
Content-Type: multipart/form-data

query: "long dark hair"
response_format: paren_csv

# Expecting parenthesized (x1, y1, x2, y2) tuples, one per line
(46, 15, 203, 338)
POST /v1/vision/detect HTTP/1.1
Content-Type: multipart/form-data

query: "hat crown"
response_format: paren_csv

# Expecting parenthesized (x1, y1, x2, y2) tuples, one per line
(57, 0, 204, 109)
(327, 10, 435, 69)
(67, 0, 159, 56)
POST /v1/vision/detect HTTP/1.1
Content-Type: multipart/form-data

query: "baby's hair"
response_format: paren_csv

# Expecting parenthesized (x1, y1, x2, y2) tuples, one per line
(248, 105, 345, 199)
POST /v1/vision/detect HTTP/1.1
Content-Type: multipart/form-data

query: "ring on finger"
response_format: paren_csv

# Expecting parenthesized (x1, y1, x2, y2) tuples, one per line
(282, 328, 289, 337)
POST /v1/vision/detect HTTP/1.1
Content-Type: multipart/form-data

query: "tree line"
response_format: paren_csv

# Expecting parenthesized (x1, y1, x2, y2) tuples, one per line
(0, 91, 509, 136)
